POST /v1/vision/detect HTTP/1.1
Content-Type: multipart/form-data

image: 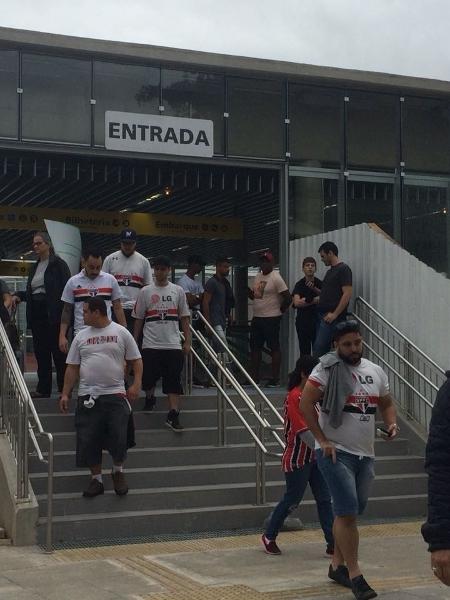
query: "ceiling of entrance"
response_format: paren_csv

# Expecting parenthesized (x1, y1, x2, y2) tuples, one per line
(0, 151, 280, 266)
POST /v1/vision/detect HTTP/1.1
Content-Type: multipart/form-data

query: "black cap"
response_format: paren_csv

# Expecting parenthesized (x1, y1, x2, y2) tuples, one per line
(187, 255, 205, 266)
(152, 255, 171, 268)
(120, 229, 137, 242)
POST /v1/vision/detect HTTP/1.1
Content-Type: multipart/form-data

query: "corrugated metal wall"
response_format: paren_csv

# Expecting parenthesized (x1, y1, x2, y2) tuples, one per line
(288, 223, 450, 372)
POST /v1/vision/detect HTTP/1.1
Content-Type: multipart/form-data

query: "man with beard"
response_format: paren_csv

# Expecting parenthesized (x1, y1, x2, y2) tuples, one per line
(300, 320, 398, 600)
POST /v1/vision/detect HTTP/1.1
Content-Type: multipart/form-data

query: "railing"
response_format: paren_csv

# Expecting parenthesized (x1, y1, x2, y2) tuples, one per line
(0, 319, 54, 552)
(183, 311, 285, 504)
(354, 297, 445, 433)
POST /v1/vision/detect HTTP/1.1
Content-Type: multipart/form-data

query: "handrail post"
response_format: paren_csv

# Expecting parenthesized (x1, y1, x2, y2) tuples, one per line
(44, 433, 54, 553)
(404, 340, 414, 420)
(216, 353, 227, 446)
(255, 400, 266, 505)
(184, 314, 193, 396)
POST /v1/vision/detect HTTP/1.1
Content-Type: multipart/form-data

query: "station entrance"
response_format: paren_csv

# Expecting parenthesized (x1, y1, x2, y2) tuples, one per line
(0, 148, 281, 370)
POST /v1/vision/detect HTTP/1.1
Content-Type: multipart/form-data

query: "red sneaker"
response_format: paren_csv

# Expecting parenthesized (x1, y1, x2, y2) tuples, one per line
(261, 534, 281, 555)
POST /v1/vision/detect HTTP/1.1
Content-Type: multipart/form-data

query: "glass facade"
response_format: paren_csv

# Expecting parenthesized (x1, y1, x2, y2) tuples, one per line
(162, 69, 224, 155)
(228, 77, 284, 158)
(289, 85, 341, 167)
(289, 176, 338, 239)
(0, 50, 18, 139)
(22, 54, 91, 144)
(0, 45, 450, 275)
(403, 97, 450, 174)
(94, 61, 160, 146)
(347, 92, 398, 170)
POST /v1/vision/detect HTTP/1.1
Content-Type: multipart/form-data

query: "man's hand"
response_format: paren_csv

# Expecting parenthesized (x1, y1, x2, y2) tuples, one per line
(59, 336, 69, 354)
(323, 312, 337, 324)
(182, 341, 191, 355)
(126, 383, 141, 403)
(385, 423, 400, 440)
(59, 394, 70, 414)
(320, 439, 337, 463)
(11, 295, 21, 308)
(431, 550, 450, 586)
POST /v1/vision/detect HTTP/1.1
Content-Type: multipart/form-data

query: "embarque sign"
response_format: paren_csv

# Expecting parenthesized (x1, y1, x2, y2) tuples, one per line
(105, 111, 214, 158)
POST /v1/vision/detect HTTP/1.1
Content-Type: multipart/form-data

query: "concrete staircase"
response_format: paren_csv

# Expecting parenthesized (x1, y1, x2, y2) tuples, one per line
(29, 390, 427, 546)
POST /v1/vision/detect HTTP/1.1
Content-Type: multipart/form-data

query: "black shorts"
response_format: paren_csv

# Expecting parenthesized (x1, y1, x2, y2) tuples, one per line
(142, 348, 184, 395)
(75, 394, 131, 468)
(250, 316, 282, 351)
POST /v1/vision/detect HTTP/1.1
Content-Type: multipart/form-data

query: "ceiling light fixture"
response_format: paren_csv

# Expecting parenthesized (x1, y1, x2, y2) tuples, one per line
(250, 247, 269, 254)
(171, 245, 189, 252)
(265, 219, 279, 226)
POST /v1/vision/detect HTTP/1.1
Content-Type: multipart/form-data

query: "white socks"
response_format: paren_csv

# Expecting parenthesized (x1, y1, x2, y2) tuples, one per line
(92, 474, 102, 483)
(113, 465, 124, 473)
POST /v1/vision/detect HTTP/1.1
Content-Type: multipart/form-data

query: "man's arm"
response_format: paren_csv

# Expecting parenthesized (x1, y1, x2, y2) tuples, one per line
(126, 357, 143, 402)
(133, 318, 144, 343)
(180, 315, 191, 354)
(279, 289, 292, 313)
(112, 299, 127, 327)
(59, 302, 73, 353)
(299, 381, 336, 462)
(202, 290, 213, 325)
(377, 393, 399, 439)
(59, 364, 80, 413)
(324, 285, 352, 323)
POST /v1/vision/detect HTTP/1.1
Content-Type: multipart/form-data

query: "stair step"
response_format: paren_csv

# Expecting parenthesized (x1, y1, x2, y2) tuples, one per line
(37, 473, 427, 516)
(38, 493, 428, 545)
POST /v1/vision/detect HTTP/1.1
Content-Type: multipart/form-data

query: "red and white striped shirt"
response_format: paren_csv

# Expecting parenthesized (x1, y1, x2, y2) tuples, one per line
(282, 387, 317, 472)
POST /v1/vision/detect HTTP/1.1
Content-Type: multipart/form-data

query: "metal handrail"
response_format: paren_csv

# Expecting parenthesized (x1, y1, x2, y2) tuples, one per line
(0, 319, 54, 552)
(355, 297, 446, 376)
(192, 311, 284, 425)
(354, 296, 444, 431)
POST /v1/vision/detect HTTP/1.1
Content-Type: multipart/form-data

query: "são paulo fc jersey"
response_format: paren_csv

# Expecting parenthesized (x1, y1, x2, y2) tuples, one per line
(308, 358, 390, 457)
(102, 250, 152, 310)
(61, 270, 122, 334)
(132, 282, 190, 350)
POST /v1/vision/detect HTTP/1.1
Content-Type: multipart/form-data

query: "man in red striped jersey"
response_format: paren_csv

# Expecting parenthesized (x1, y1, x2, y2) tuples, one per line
(133, 255, 191, 430)
(261, 355, 334, 556)
(59, 248, 126, 353)
(301, 320, 398, 600)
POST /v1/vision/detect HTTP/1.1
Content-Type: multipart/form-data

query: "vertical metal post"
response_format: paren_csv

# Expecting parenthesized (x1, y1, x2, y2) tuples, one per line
(255, 400, 266, 505)
(184, 314, 193, 396)
(44, 433, 54, 554)
(216, 354, 226, 446)
(404, 340, 414, 420)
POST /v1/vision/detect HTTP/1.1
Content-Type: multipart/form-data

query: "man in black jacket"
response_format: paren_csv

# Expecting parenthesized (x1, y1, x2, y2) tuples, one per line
(422, 372, 450, 586)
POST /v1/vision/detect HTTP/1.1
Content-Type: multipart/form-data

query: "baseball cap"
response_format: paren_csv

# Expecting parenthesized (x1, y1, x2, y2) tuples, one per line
(259, 251, 274, 262)
(152, 255, 171, 268)
(120, 229, 137, 242)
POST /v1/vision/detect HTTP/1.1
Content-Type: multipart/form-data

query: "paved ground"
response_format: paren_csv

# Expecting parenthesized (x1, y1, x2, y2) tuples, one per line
(0, 521, 448, 599)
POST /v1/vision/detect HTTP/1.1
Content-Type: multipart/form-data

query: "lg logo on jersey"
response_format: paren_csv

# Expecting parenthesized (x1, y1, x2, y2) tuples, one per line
(162, 295, 172, 302)
(358, 375, 374, 384)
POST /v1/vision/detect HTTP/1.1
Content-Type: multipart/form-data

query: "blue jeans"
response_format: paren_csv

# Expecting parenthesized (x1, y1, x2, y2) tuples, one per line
(265, 462, 334, 545)
(316, 449, 375, 516)
(313, 314, 346, 357)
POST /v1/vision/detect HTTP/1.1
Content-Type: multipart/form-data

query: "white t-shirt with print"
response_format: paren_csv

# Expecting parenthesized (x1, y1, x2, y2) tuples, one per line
(252, 271, 288, 318)
(61, 270, 122, 335)
(308, 358, 390, 457)
(66, 321, 141, 396)
(132, 282, 190, 350)
(103, 250, 152, 310)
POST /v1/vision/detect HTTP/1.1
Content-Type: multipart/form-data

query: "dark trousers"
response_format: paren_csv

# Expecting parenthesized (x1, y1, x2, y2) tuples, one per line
(296, 316, 318, 356)
(265, 462, 334, 545)
(31, 300, 66, 394)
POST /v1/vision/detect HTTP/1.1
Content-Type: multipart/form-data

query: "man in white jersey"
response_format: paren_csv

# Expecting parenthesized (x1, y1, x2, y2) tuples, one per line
(103, 229, 152, 333)
(300, 320, 398, 600)
(177, 255, 204, 310)
(59, 248, 126, 353)
(133, 255, 191, 430)
(59, 297, 142, 498)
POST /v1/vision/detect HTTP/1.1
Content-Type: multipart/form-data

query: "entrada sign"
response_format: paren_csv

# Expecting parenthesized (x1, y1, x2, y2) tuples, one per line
(105, 111, 214, 158)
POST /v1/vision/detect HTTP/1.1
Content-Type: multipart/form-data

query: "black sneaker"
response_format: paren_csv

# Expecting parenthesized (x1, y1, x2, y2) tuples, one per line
(142, 395, 156, 412)
(111, 471, 129, 496)
(166, 409, 184, 432)
(351, 575, 377, 600)
(328, 564, 352, 588)
(265, 379, 280, 388)
(82, 478, 104, 498)
(326, 543, 334, 556)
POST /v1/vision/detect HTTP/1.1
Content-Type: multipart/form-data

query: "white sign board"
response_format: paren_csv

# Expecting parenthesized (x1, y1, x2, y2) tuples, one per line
(44, 219, 82, 276)
(105, 111, 214, 158)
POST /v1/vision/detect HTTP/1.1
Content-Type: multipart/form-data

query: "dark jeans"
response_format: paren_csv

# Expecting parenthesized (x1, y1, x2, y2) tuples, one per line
(265, 461, 334, 545)
(296, 315, 319, 355)
(31, 300, 66, 394)
(313, 313, 346, 357)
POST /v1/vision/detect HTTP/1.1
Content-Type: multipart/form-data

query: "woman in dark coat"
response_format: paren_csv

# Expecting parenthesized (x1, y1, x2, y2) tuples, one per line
(21, 231, 71, 398)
